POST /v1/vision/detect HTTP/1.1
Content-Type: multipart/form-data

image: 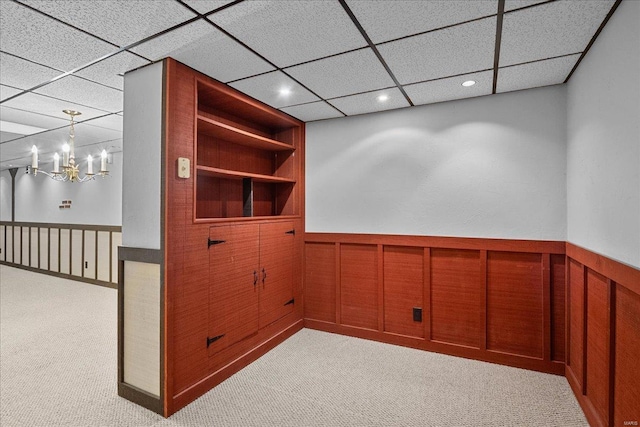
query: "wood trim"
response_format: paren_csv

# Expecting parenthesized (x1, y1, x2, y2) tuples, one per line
(306, 233, 565, 254)
(0, 221, 122, 232)
(377, 245, 384, 332)
(0, 261, 116, 289)
(607, 279, 615, 427)
(582, 264, 588, 395)
(119, 246, 163, 264)
(335, 242, 341, 325)
(423, 247, 431, 341)
(566, 242, 640, 295)
(305, 319, 565, 376)
(543, 253, 551, 361)
(118, 383, 162, 415)
(480, 249, 488, 351)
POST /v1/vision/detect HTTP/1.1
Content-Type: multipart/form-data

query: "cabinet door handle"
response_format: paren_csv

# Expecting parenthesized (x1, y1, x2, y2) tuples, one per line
(262, 268, 267, 284)
(253, 270, 258, 286)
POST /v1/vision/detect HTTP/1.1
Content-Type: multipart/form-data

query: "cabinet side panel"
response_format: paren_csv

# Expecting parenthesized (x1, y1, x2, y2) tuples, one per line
(340, 244, 378, 330)
(122, 62, 164, 249)
(123, 260, 161, 397)
(431, 248, 482, 347)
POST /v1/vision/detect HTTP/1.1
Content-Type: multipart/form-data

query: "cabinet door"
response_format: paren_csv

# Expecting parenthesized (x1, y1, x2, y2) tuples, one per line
(208, 224, 260, 356)
(259, 221, 295, 328)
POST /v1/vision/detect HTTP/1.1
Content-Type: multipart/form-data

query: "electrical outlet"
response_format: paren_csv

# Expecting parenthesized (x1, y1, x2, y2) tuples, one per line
(177, 157, 190, 179)
(85, 261, 88, 268)
(413, 307, 423, 322)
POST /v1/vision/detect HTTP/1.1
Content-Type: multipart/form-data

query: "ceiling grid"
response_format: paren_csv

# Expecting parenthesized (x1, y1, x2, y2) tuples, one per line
(0, 0, 620, 170)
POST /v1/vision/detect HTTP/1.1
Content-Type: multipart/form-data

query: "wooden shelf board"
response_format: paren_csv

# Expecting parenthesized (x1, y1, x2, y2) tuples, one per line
(197, 115, 295, 152)
(194, 215, 301, 224)
(196, 166, 296, 184)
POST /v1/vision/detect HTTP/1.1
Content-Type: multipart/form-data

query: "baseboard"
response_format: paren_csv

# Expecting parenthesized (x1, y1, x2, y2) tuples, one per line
(0, 261, 117, 289)
(118, 382, 162, 415)
(304, 319, 565, 376)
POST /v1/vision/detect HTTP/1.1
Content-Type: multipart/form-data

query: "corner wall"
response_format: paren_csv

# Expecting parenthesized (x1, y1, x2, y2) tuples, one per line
(567, 0, 640, 269)
(306, 85, 567, 241)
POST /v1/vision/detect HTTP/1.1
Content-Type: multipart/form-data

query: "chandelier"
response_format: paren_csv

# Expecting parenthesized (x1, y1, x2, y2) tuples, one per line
(31, 109, 109, 182)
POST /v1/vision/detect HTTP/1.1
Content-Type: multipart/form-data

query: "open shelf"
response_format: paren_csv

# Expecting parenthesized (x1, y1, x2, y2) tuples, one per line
(196, 166, 296, 184)
(197, 115, 295, 152)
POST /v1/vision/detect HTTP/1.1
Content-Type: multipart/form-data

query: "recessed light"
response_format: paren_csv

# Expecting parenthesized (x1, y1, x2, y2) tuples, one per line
(462, 80, 476, 87)
(279, 87, 292, 96)
(377, 94, 389, 102)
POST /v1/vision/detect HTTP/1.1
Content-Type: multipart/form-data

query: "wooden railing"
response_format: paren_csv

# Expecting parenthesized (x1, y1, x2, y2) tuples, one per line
(0, 221, 121, 288)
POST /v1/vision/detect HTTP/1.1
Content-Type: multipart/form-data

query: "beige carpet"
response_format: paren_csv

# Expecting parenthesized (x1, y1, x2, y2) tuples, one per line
(0, 265, 588, 426)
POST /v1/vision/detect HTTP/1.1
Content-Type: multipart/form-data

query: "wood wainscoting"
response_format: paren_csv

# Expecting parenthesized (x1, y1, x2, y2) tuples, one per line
(304, 233, 567, 375)
(565, 243, 640, 427)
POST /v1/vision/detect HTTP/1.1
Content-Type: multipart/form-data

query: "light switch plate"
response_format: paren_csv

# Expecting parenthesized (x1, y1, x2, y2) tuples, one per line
(177, 157, 190, 179)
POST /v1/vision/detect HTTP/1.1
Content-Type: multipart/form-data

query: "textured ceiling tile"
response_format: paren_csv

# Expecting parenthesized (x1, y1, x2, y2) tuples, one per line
(280, 102, 343, 122)
(504, 0, 548, 12)
(0, 1, 115, 72)
(404, 70, 493, 105)
(34, 76, 122, 113)
(0, 105, 69, 131)
(0, 85, 23, 102)
(211, 0, 367, 67)
(285, 49, 395, 99)
(497, 54, 580, 93)
(75, 52, 149, 90)
(182, 0, 235, 15)
(0, 53, 62, 90)
(131, 20, 274, 82)
(2, 92, 112, 122)
(378, 17, 496, 85)
(19, 0, 197, 47)
(500, 0, 615, 66)
(347, 0, 498, 44)
(230, 71, 319, 109)
(329, 88, 410, 116)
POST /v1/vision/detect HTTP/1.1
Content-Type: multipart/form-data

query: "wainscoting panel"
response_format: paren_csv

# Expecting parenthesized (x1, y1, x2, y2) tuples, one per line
(0, 225, 5, 262)
(340, 244, 378, 330)
(305, 233, 565, 375)
(487, 251, 543, 359)
(383, 246, 423, 338)
(430, 248, 481, 348)
(39, 228, 49, 271)
(303, 242, 336, 323)
(50, 228, 60, 273)
(566, 243, 640, 427)
(0, 222, 121, 287)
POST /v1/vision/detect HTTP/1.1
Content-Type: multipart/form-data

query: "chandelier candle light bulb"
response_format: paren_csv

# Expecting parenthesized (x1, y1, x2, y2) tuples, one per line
(87, 155, 93, 175)
(101, 149, 107, 172)
(31, 145, 38, 169)
(62, 143, 70, 167)
(53, 153, 60, 173)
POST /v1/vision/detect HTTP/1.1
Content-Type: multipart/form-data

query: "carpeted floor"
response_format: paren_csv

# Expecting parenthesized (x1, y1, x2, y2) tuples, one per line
(0, 265, 588, 426)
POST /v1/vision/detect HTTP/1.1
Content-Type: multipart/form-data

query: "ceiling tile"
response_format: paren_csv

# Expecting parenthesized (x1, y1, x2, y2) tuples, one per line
(504, 0, 548, 12)
(182, 0, 236, 15)
(230, 71, 319, 109)
(404, 70, 493, 105)
(131, 20, 274, 83)
(210, 0, 367, 67)
(329, 88, 410, 116)
(280, 102, 343, 122)
(34, 76, 122, 113)
(1, 85, 23, 102)
(286, 48, 395, 99)
(347, 0, 498, 44)
(19, 0, 197, 47)
(378, 17, 496, 85)
(0, 0, 115, 72)
(0, 105, 69, 131)
(1, 131, 24, 145)
(75, 52, 149, 90)
(2, 92, 112, 122)
(0, 52, 62, 90)
(81, 113, 123, 132)
(500, 0, 615, 66)
(497, 54, 580, 93)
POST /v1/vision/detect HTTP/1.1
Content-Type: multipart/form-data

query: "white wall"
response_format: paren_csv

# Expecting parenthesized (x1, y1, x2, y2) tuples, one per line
(0, 152, 122, 225)
(567, 0, 640, 268)
(122, 61, 163, 249)
(307, 85, 567, 240)
(0, 171, 11, 220)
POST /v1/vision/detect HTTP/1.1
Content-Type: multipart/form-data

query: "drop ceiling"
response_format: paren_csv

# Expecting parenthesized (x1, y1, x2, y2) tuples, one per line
(0, 0, 620, 170)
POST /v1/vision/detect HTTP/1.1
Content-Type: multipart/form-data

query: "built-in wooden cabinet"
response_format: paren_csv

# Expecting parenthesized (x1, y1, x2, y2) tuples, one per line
(120, 58, 304, 417)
